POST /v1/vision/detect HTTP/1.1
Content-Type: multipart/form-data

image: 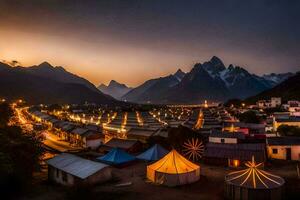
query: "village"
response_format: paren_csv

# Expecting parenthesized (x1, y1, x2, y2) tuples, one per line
(7, 97, 300, 200)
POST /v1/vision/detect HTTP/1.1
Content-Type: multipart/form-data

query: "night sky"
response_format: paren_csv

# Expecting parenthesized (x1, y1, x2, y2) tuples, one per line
(0, 0, 299, 86)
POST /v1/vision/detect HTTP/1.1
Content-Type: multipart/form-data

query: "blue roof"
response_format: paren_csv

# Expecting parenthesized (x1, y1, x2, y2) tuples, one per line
(97, 148, 136, 165)
(136, 144, 168, 161)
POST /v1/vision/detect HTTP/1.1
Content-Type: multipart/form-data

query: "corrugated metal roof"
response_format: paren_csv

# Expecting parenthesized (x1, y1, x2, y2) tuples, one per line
(105, 138, 138, 149)
(71, 127, 89, 135)
(204, 143, 266, 162)
(210, 131, 245, 139)
(127, 128, 155, 137)
(46, 153, 109, 179)
(267, 137, 300, 145)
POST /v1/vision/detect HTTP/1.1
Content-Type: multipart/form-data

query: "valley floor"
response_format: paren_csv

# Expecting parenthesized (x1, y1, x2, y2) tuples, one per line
(19, 161, 300, 200)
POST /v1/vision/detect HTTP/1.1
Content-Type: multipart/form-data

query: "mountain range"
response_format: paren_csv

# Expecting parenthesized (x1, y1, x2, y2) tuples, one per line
(0, 56, 294, 105)
(120, 69, 186, 103)
(98, 80, 132, 100)
(0, 62, 116, 104)
(246, 72, 300, 102)
(113, 56, 293, 104)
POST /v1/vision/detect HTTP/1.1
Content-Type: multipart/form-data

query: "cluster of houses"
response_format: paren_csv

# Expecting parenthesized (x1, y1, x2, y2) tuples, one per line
(257, 97, 282, 109)
(183, 105, 300, 167)
(26, 102, 300, 199)
(29, 110, 104, 150)
(28, 108, 189, 151)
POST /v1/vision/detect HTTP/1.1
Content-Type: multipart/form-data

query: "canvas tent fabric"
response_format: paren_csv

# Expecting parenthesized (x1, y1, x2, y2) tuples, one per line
(136, 144, 168, 161)
(97, 147, 136, 165)
(147, 149, 200, 186)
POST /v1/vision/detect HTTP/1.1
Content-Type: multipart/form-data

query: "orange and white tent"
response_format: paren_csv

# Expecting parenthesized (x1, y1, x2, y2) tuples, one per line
(147, 149, 200, 186)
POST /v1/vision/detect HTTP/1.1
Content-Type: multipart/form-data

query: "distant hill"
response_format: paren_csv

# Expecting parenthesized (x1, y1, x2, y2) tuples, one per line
(245, 72, 300, 102)
(121, 56, 293, 104)
(0, 62, 116, 105)
(25, 62, 98, 92)
(98, 80, 132, 100)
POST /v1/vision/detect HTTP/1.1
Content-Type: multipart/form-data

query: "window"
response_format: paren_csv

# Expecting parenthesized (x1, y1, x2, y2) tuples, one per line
(56, 168, 59, 178)
(228, 159, 240, 167)
(62, 172, 68, 182)
(221, 138, 225, 143)
(272, 148, 278, 154)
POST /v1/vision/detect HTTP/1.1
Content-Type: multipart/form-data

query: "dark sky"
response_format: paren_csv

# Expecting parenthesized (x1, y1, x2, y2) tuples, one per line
(0, 0, 299, 86)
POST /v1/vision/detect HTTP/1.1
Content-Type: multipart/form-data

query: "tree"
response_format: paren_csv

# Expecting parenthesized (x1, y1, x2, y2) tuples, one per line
(224, 98, 242, 107)
(237, 110, 260, 123)
(264, 107, 286, 115)
(277, 125, 300, 137)
(0, 103, 13, 127)
(0, 103, 44, 198)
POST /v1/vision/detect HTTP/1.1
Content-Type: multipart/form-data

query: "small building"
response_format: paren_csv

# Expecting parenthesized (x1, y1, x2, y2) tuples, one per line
(69, 127, 103, 149)
(273, 117, 300, 131)
(99, 138, 142, 153)
(283, 100, 300, 113)
(257, 100, 271, 109)
(256, 97, 281, 109)
(46, 153, 112, 186)
(209, 131, 246, 144)
(59, 122, 76, 140)
(271, 97, 281, 108)
(127, 128, 155, 142)
(70, 127, 89, 146)
(153, 128, 169, 138)
(267, 137, 300, 160)
(204, 143, 266, 167)
(234, 122, 266, 135)
(82, 130, 104, 150)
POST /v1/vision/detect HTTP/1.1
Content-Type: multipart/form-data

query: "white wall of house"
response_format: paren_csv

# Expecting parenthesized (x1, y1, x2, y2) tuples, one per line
(209, 137, 237, 144)
(49, 166, 112, 186)
(267, 145, 300, 161)
(49, 167, 75, 186)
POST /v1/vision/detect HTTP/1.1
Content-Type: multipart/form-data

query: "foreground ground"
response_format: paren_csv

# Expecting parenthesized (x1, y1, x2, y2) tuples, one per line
(18, 160, 300, 200)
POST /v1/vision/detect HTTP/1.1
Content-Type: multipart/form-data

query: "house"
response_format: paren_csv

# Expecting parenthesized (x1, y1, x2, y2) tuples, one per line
(98, 138, 142, 153)
(59, 122, 76, 140)
(153, 128, 169, 138)
(271, 97, 281, 108)
(70, 127, 89, 146)
(46, 153, 112, 186)
(209, 131, 246, 144)
(70, 127, 103, 149)
(204, 143, 266, 167)
(233, 122, 266, 135)
(257, 100, 271, 109)
(282, 100, 300, 113)
(273, 117, 300, 131)
(256, 97, 281, 109)
(126, 128, 155, 142)
(82, 130, 104, 150)
(267, 137, 300, 161)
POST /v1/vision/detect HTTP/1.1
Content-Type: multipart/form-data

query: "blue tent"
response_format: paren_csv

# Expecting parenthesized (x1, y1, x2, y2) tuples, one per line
(136, 144, 168, 161)
(97, 148, 136, 165)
